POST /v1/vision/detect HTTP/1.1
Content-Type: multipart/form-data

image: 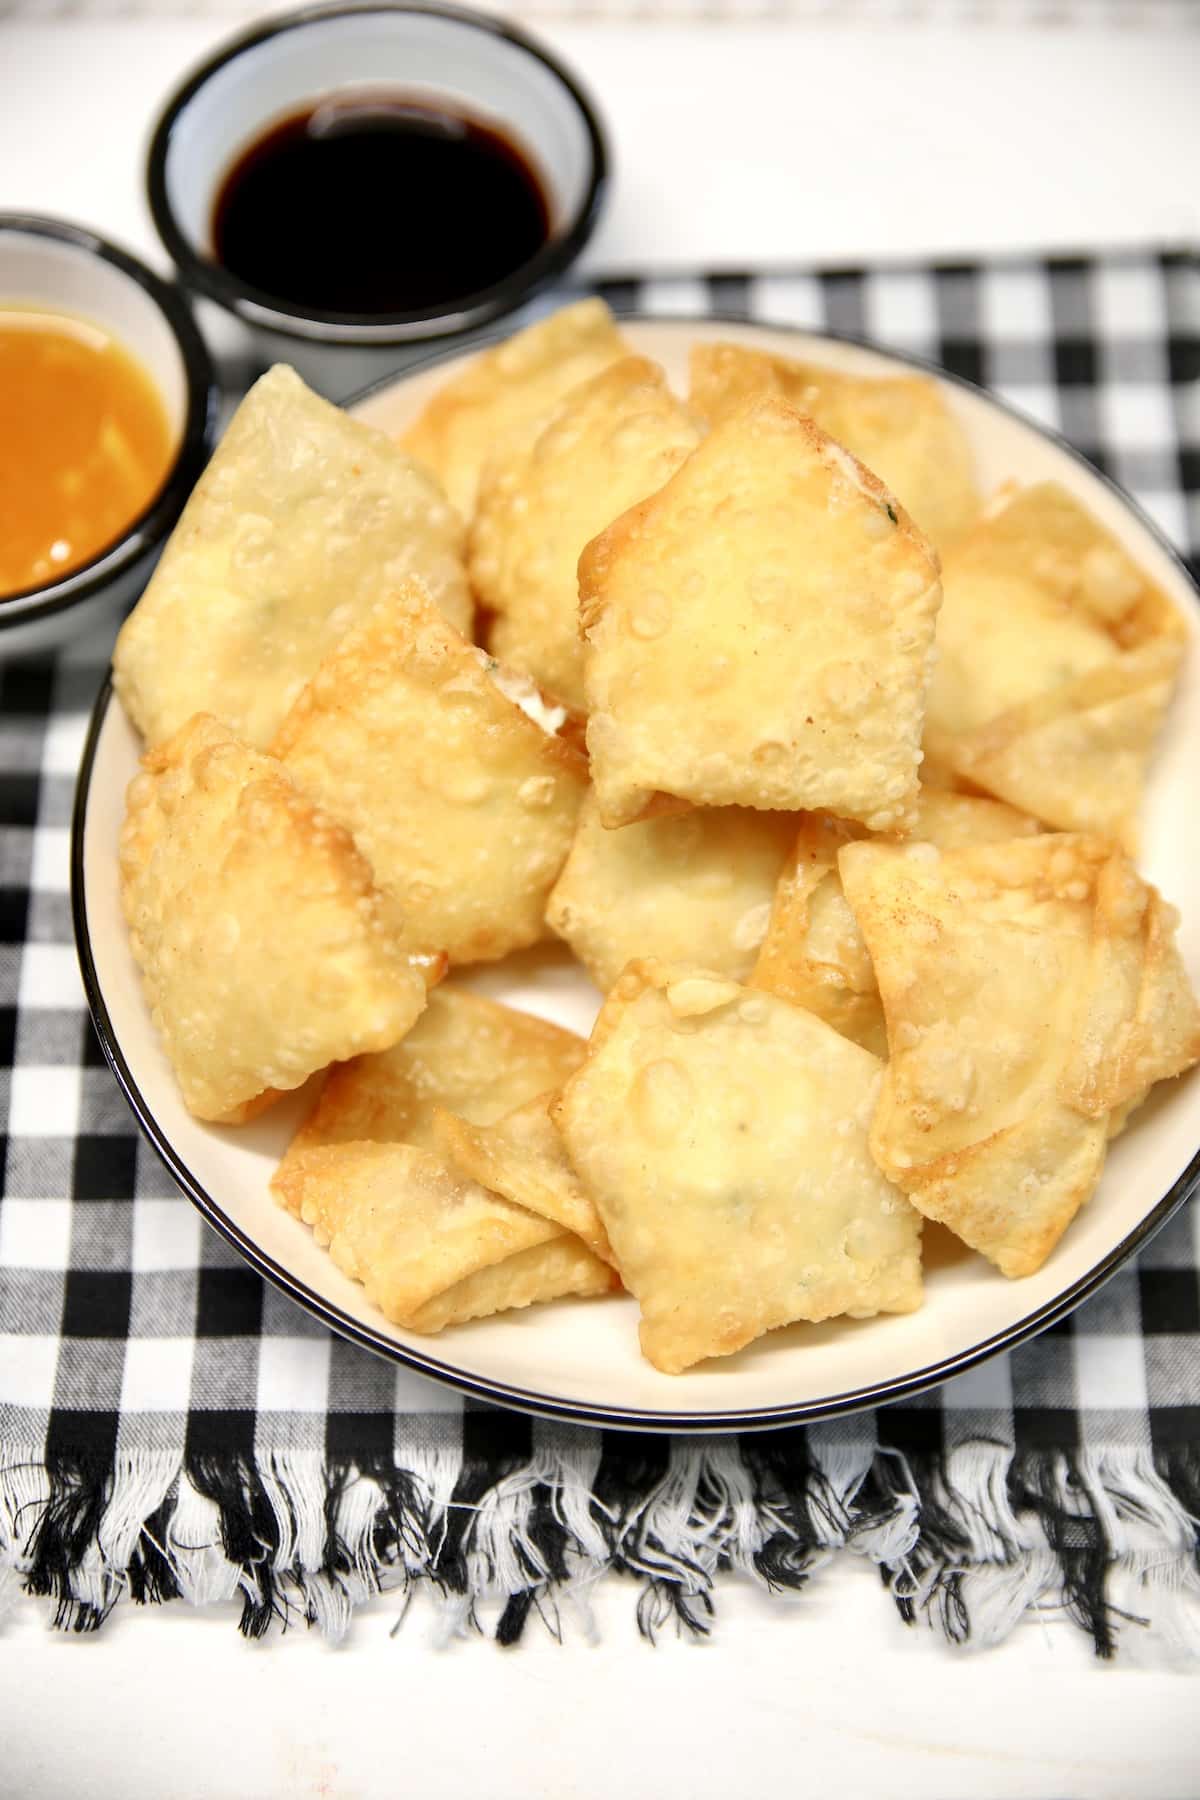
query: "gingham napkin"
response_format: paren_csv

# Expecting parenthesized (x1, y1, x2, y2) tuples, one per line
(2, 252, 1198, 1653)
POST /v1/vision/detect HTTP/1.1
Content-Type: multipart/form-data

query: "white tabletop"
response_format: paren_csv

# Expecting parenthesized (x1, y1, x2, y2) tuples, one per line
(2, 7, 1199, 1794)
(2, 7, 1198, 274)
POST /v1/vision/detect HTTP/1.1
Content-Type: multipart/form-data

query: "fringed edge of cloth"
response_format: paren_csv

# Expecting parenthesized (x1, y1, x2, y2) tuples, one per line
(3, 1430, 1199, 1654)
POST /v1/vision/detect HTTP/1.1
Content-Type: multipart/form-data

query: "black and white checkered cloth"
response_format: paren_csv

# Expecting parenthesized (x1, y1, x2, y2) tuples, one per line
(2, 252, 1198, 1653)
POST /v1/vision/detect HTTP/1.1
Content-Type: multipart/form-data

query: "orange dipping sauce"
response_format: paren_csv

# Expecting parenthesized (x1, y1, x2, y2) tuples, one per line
(0, 307, 175, 598)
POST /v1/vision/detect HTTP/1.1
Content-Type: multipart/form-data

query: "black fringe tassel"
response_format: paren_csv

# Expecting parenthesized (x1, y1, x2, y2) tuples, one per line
(5, 1440, 1198, 1654)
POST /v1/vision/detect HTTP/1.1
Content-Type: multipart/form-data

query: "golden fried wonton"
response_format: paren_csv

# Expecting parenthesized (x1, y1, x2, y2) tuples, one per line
(400, 299, 631, 520)
(470, 356, 703, 711)
(579, 396, 942, 831)
(839, 835, 1200, 1277)
(749, 813, 883, 1055)
(554, 961, 922, 1373)
(751, 794, 1040, 1055)
(688, 342, 980, 548)
(545, 790, 796, 992)
(119, 714, 428, 1123)
(922, 483, 1186, 849)
(273, 983, 585, 1170)
(273, 1141, 615, 1333)
(113, 366, 471, 750)
(434, 1094, 614, 1265)
(271, 581, 588, 964)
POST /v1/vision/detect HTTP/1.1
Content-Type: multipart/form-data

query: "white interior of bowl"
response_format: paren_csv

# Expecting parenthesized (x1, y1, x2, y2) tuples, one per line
(81, 320, 1200, 1426)
(163, 13, 593, 264)
(0, 230, 187, 439)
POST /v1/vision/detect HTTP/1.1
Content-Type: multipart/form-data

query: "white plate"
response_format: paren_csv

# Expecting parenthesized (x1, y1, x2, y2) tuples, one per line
(73, 316, 1200, 1432)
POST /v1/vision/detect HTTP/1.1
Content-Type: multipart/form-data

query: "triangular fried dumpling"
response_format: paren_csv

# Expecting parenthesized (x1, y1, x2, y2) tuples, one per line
(272, 985, 585, 1180)
(271, 581, 587, 965)
(434, 1093, 614, 1265)
(579, 396, 942, 830)
(546, 789, 795, 993)
(114, 366, 471, 749)
(922, 483, 1186, 849)
(839, 835, 1200, 1277)
(750, 793, 1040, 1055)
(689, 342, 980, 548)
(119, 714, 429, 1122)
(749, 812, 885, 1056)
(273, 1141, 615, 1333)
(401, 299, 630, 520)
(471, 356, 703, 711)
(554, 961, 922, 1373)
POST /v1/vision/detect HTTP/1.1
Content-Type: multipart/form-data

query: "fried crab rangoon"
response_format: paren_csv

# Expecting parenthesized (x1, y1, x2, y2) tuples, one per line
(579, 396, 943, 831)
(839, 835, 1200, 1278)
(272, 1142, 615, 1334)
(434, 1095, 614, 1265)
(119, 714, 429, 1124)
(271, 580, 588, 965)
(751, 791, 1041, 1057)
(271, 989, 614, 1330)
(554, 961, 923, 1373)
(113, 366, 471, 750)
(273, 984, 585, 1170)
(546, 791, 796, 992)
(401, 298, 631, 520)
(922, 483, 1186, 849)
(470, 356, 703, 711)
(688, 341, 980, 549)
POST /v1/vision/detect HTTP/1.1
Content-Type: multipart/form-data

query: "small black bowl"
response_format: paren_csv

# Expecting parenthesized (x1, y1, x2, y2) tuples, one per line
(146, 1, 609, 392)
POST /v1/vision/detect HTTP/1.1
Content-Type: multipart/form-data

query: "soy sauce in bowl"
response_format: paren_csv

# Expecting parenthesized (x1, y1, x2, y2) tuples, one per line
(212, 93, 553, 317)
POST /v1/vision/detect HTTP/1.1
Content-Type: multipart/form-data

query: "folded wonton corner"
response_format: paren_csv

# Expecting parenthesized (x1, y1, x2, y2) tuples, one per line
(471, 354, 703, 712)
(750, 790, 1040, 1057)
(922, 483, 1187, 851)
(401, 298, 631, 522)
(839, 834, 1200, 1277)
(688, 340, 981, 549)
(273, 1140, 615, 1333)
(433, 1094, 614, 1266)
(546, 789, 796, 993)
(270, 987, 611, 1328)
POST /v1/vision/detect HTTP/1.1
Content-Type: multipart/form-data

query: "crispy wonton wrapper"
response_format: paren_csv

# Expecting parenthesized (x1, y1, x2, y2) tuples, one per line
(579, 396, 942, 831)
(546, 790, 796, 993)
(401, 299, 630, 521)
(751, 791, 1040, 1056)
(688, 342, 980, 548)
(113, 366, 471, 750)
(433, 1094, 613, 1265)
(470, 356, 703, 711)
(839, 835, 1200, 1277)
(922, 483, 1186, 849)
(273, 984, 586, 1173)
(273, 1141, 615, 1333)
(271, 581, 588, 964)
(554, 961, 922, 1373)
(119, 714, 429, 1123)
(271, 990, 606, 1328)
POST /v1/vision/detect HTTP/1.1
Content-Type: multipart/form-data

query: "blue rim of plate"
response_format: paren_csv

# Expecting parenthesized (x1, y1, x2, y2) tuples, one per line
(71, 313, 1200, 1434)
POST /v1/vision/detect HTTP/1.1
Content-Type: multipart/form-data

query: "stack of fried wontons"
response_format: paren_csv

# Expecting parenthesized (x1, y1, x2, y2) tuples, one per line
(113, 302, 1200, 1374)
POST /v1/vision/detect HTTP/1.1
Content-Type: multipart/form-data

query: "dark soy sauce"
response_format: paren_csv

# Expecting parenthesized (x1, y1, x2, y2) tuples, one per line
(212, 93, 552, 315)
